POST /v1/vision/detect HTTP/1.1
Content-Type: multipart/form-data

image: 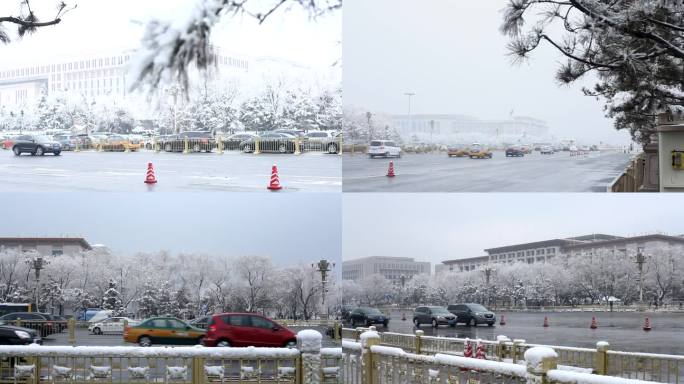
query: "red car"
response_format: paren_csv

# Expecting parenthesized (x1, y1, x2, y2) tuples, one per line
(203, 313, 297, 348)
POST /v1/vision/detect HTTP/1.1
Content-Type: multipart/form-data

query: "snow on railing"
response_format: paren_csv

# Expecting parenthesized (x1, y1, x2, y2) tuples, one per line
(0, 330, 342, 384)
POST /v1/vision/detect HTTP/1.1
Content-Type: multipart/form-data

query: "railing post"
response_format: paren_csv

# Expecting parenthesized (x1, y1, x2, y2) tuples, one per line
(360, 330, 380, 384)
(296, 330, 322, 384)
(512, 339, 525, 364)
(524, 346, 557, 384)
(414, 329, 424, 354)
(125, 140, 130, 152)
(595, 341, 609, 375)
(75, 140, 80, 152)
(183, 137, 190, 154)
(216, 135, 223, 155)
(338, 136, 342, 156)
(68, 318, 75, 346)
(333, 321, 341, 342)
(155, 138, 161, 153)
(497, 336, 511, 361)
(191, 356, 205, 384)
(254, 138, 261, 155)
(15, 317, 21, 328)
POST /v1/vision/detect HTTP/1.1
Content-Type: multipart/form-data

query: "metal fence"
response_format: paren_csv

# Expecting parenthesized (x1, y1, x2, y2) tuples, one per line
(342, 327, 683, 383)
(609, 153, 646, 192)
(0, 331, 341, 384)
(343, 330, 666, 384)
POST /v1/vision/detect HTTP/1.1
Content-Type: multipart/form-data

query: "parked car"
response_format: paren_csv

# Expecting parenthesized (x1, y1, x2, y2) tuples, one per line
(123, 317, 206, 346)
(239, 132, 300, 153)
(305, 131, 340, 154)
(520, 145, 532, 154)
(274, 129, 306, 137)
(53, 134, 77, 151)
(189, 316, 210, 329)
(11, 135, 62, 156)
(505, 146, 525, 157)
(540, 145, 554, 154)
(0, 325, 42, 345)
(340, 305, 355, 322)
(203, 313, 296, 348)
(348, 307, 389, 328)
(447, 303, 496, 326)
(89, 317, 138, 335)
(0, 312, 56, 337)
(161, 131, 214, 153)
(220, 133, 257, 150)
(368, 140, 401, 158)
(412, 306, 456, 328)
(102, 134, 141, 151)
(468, 144, 492, 159)
(447, 144, 469, 157)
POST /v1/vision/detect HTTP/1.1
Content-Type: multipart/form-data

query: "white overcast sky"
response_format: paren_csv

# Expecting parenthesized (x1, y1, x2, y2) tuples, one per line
(0, 0, 340, 69)
(343, 0, 632, 145)
(343, 194, 683, 265)
(1, 193, 341, 266)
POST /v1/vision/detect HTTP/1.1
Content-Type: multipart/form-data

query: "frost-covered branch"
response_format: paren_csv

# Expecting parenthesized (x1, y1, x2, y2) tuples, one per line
(0, 1, 76, 44)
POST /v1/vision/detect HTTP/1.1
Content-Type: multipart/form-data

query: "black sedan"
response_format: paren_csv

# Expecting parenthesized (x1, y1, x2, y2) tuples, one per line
(160, 131, 214, 152)
(12, 135, 62, 156)
(221, 133, 257, 150)
(348, 307, 389, 328)
(505, 146, 525, 157)
(239, 132, 301, 153)
(0, 325, 42, 345)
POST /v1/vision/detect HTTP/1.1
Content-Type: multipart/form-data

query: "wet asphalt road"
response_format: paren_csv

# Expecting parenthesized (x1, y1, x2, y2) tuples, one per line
(0, 150, 341, 192)
(343, 150, 632, 192)
(374, 309, 684, 355)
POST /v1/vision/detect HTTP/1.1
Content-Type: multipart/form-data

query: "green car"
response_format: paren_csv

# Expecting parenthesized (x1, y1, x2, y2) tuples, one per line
(123, 317, 206, 346)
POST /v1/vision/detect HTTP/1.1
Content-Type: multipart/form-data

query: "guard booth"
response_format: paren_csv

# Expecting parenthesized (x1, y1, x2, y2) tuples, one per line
(657, 113, 684, 192)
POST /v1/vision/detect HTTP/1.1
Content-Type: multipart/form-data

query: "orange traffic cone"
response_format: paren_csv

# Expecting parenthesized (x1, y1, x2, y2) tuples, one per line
(590, 316, 598, 329)
(387, 161, 395, 177)
(499, 315, 506, 326)
(543, 316, 549, 327)
(144, 162, 157, 184)
(267, 164, 282, 190)
(643, 317, 652, 331)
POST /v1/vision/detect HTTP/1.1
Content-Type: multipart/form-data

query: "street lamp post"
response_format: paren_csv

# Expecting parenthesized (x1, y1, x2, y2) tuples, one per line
(313, 259, 335, 320)
(167, 87, 179, 134)
(483, 266, 493, 307)
(636, 248, 646, 310)
(404, 92, 415, 136)
(29, 257, 46, 312)
(20, 110, 24, 134)
(366, 112, 373, 141)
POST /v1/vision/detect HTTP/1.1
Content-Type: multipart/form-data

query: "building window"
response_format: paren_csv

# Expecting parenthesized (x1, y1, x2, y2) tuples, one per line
(52, 245, 63, 256)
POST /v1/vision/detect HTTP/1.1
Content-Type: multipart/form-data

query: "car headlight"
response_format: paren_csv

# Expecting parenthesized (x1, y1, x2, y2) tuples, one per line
(475, 312, 482, 316)
(14, 330, 31, 339)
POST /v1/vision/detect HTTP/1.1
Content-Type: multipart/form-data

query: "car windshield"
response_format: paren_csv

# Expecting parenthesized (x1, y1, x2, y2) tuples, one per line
(370, 141, 384, 146)
(362, 308, 381, 315)
(430, 307, 451, 315)
(468, 304, 488, 312)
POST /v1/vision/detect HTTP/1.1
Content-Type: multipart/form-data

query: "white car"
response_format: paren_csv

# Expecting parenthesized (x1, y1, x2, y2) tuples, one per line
(368, 140, 401, 158)
(540, 145, 554, 154)
(88, 317, 139, 335)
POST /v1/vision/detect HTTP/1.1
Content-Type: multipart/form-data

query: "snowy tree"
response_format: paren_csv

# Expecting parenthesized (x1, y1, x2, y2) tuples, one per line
(101, 279, 124, 315)
(357, 274, 394, 306)
(128, 0, 341, 93)
(281, 88, 318, 130)
(314, 87, 342, 131)
(0, 1, 75, 44)
(236, 255, 274, 312)
(502, 0, 684, 144)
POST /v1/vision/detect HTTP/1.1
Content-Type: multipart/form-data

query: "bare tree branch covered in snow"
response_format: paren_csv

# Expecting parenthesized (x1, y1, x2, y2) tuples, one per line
(128, 0, 341, 94)
(501, 0, 684, 144)
(0, 1, 76, 44)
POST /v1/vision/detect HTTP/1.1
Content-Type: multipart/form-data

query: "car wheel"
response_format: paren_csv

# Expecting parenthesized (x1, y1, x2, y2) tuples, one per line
(54, 151, 61, 156)
(488, 323, 494, 327)
(164, 143, 172, 152)
(12, 147, 20, 156)
(413, 318, 420, 327)
(196, 336, 205, 345)
(471, 318, 477, 326)
(192, 143, 201, 152)
(284, 340, 297, 348)
(385, 152, 390, 158)
(243, 144, 253, 153)
(369, 154, 374, 158)
(351, 319, 357, 327)
(432, 319, 438, 328)
(278, 143, 288, 153)
(138, 336, 152, 347)
(449, 323, 456, 328)
(93, 327, 102, 335)
(383, 321, 389, 328)
(217, 340, 231, 347)
(35, 146, 44, 156)
(327, 143, 338, 153)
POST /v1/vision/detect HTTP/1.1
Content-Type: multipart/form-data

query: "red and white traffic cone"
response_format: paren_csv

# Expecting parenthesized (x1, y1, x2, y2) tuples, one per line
(643, 317, 652, 331)
(267, 164, 282, 190)
(144, 162, 157, 184)
(590, 316, 598, 329)
(499, 315, 506, 326)
(387, 161, 395, 177)
(543, 316, 549, 327)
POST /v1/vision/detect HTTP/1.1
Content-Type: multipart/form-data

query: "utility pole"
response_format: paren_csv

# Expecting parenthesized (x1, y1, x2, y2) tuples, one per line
(429, 119, 435, 144)
(30, 257, 46, 312)
(167, 87, 179, 134)
(636, 248, 646, 310)
(366, 112, 373, 141)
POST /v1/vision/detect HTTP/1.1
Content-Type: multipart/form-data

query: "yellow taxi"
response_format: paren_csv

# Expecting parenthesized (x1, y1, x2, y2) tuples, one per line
(447, 144, 469, 157)
(103, 135, 141, 152)
(468, 143, 493, 159)
(123, 317, 206, 346)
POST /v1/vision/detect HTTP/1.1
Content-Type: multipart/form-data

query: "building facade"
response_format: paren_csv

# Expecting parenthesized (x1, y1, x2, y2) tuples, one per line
(0, 237, 93, 256)
(440, 234, 684, 272)
(342, 256, 431, 284)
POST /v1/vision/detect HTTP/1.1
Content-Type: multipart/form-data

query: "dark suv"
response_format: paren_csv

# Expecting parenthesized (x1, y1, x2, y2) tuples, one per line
(447, 303, 496, 326)
(348, 307, 389, 328)
(0, 312, 57, 337)
(12, 135, 62, 156)
(0, 325, 42, 345)
(413, 306, 456, 328)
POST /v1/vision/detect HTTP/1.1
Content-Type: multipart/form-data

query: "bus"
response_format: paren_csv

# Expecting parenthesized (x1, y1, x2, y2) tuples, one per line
(0, 303, 31, 316)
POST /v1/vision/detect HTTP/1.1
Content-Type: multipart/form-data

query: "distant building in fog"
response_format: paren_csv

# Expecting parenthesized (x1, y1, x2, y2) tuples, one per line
(0, 237, 93, 256)
(342, 256, 431, 284)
